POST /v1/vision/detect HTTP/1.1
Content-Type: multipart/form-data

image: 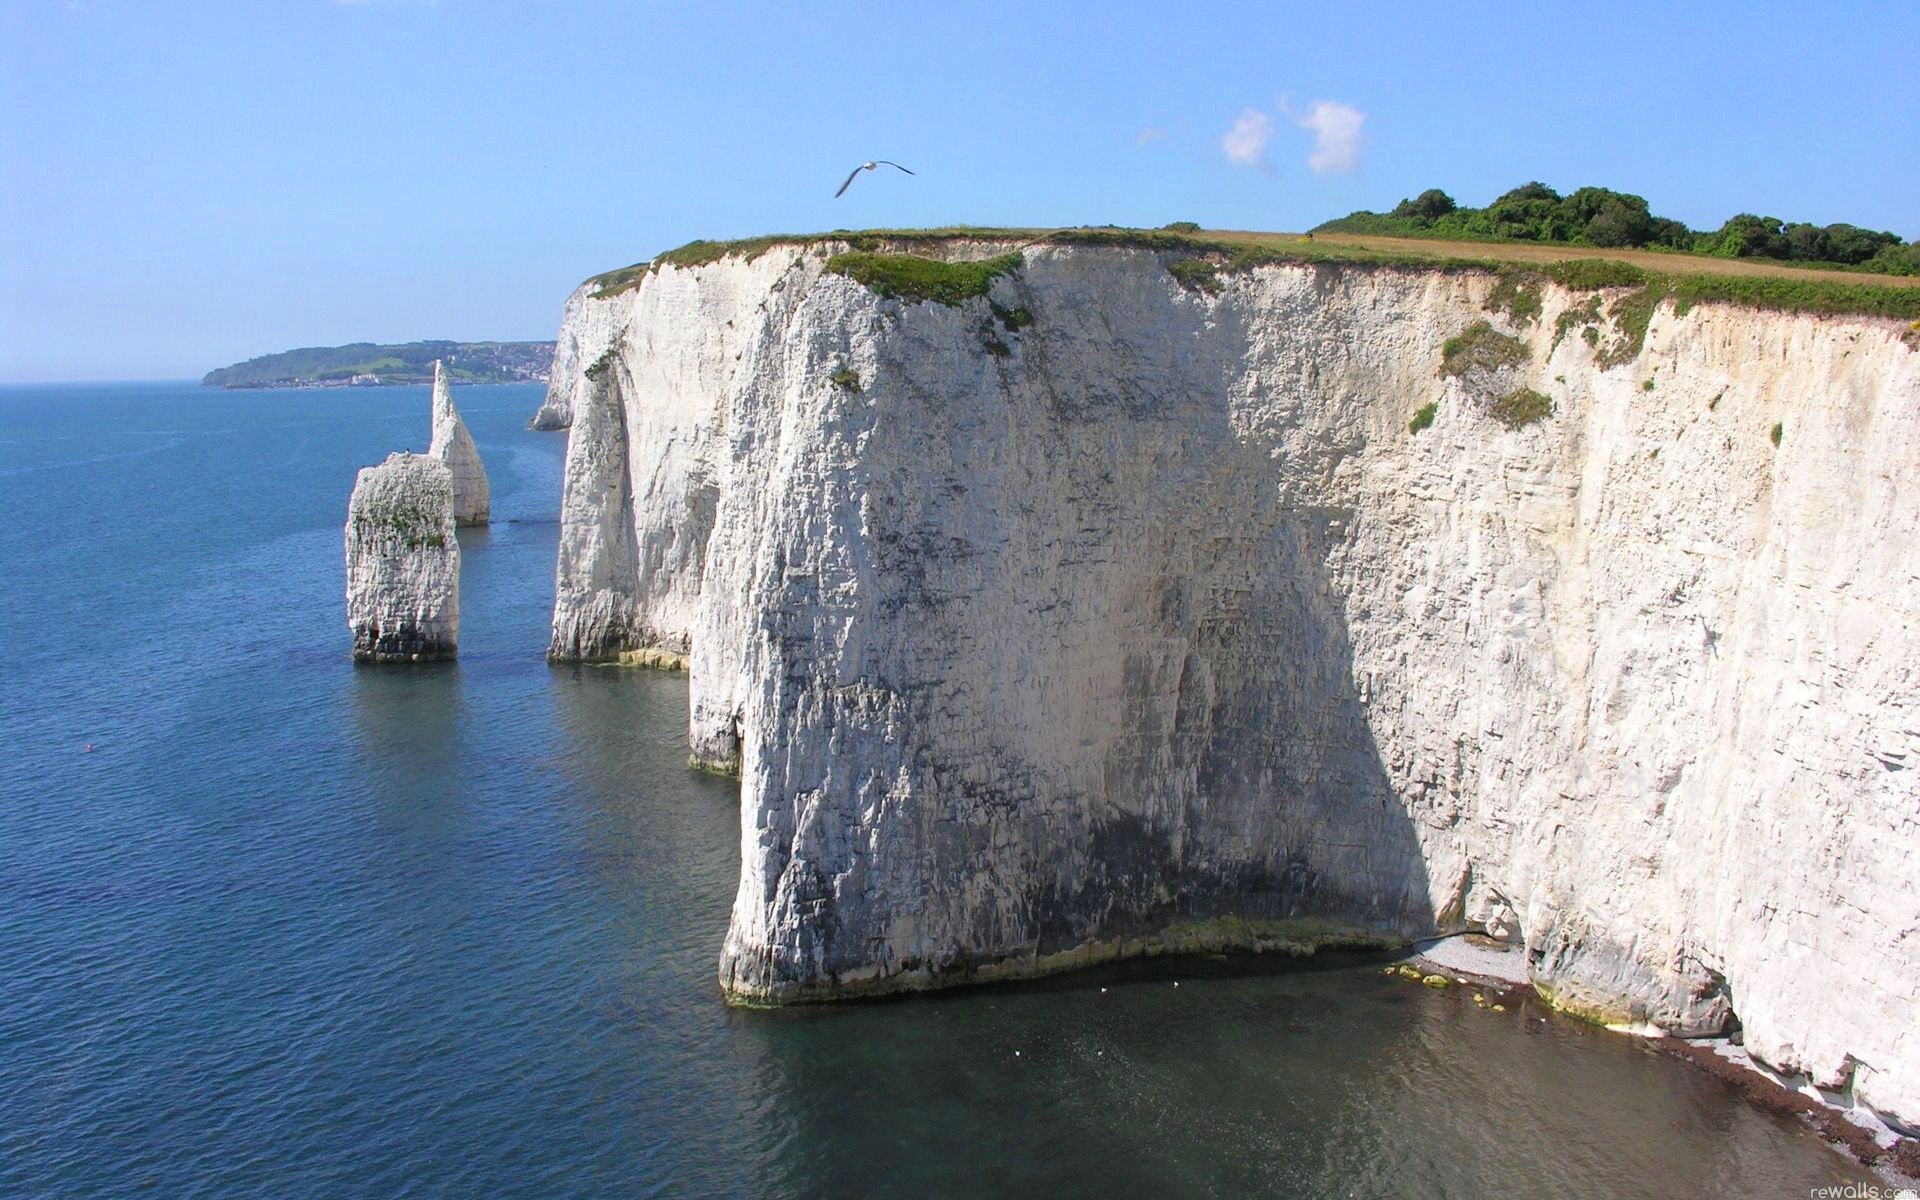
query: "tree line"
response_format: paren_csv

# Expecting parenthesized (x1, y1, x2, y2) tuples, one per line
(1316, 183, 1917, 275)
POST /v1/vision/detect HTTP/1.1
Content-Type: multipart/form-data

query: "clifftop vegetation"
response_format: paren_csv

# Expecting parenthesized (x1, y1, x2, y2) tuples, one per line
(1317, 182, 1918, 276)
(581, 225, 1920, 323)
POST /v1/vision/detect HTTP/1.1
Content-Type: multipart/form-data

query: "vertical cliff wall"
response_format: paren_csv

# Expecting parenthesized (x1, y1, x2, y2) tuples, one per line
(548, 241, 1920, 1130)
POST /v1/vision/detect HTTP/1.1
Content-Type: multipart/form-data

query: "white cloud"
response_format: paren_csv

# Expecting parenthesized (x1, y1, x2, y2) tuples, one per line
(1291, 100, 1367, 175)
(1135, 126, 1168, 146)
(1220, 109, 1274, 167)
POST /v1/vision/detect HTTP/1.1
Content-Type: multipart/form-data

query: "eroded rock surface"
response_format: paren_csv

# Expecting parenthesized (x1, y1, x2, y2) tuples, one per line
(429, 359, 490, 525)
(548, 240, 1920, 1130)
(346, 452, 459, 662)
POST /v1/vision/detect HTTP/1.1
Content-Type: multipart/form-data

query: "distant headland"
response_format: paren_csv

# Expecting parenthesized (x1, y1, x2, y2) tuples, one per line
(203, 340, 554, 389)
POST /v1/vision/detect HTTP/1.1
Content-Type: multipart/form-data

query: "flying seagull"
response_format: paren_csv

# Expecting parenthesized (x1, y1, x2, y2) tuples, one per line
(835, 160, 915, 198)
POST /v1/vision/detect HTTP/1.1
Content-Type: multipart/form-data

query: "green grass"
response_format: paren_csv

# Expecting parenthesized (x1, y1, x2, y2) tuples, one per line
(825, 251, 1023, 305)
(1489, 387, 1553, 429)
(1441, 320, 1530, 377)
(1543, 259, 1649, 290)
(1666, 273, 1920, 321)
(1409, 402, 1438, 434)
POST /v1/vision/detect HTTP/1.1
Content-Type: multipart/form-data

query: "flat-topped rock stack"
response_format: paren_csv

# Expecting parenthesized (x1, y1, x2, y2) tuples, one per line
(429, 359, 490, 526)
(345, 452, 459, 662)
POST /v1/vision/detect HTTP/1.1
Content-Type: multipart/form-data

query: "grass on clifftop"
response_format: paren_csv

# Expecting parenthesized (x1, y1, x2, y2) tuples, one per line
(824, 251, 1023, 305)
(582, 226, 1920, 323)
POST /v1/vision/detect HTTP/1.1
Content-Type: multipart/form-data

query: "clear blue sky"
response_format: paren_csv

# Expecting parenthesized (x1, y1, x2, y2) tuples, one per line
(3, 0, 1916, 381)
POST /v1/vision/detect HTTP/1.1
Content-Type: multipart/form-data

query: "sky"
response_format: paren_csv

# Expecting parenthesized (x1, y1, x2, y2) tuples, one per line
(3, 0, 1917, 381)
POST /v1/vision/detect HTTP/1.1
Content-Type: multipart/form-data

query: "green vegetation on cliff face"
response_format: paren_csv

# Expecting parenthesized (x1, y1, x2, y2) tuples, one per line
(1317, 182, 1917, 275)
(1441, 321, 1530, 377)
(204, 340, 553, 388)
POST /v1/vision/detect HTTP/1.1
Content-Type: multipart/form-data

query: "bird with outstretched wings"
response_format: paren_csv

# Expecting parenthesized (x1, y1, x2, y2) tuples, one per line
(835, 160, 915, 198)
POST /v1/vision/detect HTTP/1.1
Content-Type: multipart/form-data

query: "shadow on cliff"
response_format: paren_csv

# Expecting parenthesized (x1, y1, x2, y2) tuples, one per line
(1036, 501, 1441, 960)
(1016, 262, 1444, 964)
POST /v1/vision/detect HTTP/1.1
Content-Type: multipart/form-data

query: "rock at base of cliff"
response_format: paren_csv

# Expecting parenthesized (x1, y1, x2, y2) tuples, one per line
(527, 397, 571, 431)
(428, 359, 490, 526)
(345, 452, 459, 662)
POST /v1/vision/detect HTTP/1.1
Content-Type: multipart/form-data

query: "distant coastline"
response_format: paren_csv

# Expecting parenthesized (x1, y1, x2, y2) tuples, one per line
(203, 339, 553, 389)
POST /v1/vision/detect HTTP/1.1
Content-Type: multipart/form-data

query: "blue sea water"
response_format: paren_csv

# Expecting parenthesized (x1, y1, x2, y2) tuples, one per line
(0, 381, 1869, 1198)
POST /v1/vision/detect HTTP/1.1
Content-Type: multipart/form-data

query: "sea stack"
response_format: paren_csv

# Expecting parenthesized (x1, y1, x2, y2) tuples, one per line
(345, 452, 459, 662)
(429, 359, 490, 525)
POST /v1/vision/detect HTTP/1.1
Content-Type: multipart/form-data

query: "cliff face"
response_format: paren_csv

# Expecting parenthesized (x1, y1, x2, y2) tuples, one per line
(548, 242, 1920, 1130)
(346, 452, 460, 661)
(530, 287, 596, 430)
(429, 360, 490, 526)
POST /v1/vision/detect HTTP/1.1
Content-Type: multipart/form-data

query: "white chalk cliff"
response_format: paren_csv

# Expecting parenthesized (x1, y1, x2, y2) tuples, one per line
(530, 292, 587, 430)
(429, 359, 490, 525)
(547, 239, 1920, 1131)
(346, 451, 460, 661)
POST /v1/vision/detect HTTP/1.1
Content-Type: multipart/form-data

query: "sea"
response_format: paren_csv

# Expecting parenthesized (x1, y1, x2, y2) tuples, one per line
(0, 381, 1871, 1197)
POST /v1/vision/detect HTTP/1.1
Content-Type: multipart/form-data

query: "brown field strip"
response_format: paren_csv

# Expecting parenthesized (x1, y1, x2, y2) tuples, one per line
(1211, 230, 1920, 288)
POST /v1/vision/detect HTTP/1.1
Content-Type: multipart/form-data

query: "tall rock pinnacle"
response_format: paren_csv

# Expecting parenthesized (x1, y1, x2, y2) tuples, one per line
(429, 359, 490, 526)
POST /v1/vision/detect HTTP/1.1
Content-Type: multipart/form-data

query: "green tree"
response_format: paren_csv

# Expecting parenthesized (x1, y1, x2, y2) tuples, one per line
(1822, 224, 1902, 265)
(1391, 188, 1458, 224)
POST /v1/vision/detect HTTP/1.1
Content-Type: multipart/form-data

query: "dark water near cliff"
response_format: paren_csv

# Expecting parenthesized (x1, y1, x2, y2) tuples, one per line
(0, 381, 1865, 1198)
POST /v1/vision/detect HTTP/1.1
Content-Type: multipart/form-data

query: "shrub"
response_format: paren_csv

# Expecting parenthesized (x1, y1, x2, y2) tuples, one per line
(1162, 221, 1202, 233)
(1553, 295, 1604, 351)
(991, 301, 1034, 331)
(1770, 422, 1783, 446)
(1440, 320, 1530, 377)
(825, 252, 1022, 305)
(1486, 270, 1544, 325)
(1642, 378, 1656, 391)
(584, 346, 619, 381)
(1409, 402, 1438, 434)
(1168, 258, 1224, 295)
(1489, 388, 1553, 429)
(830, 365, 862, 392)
